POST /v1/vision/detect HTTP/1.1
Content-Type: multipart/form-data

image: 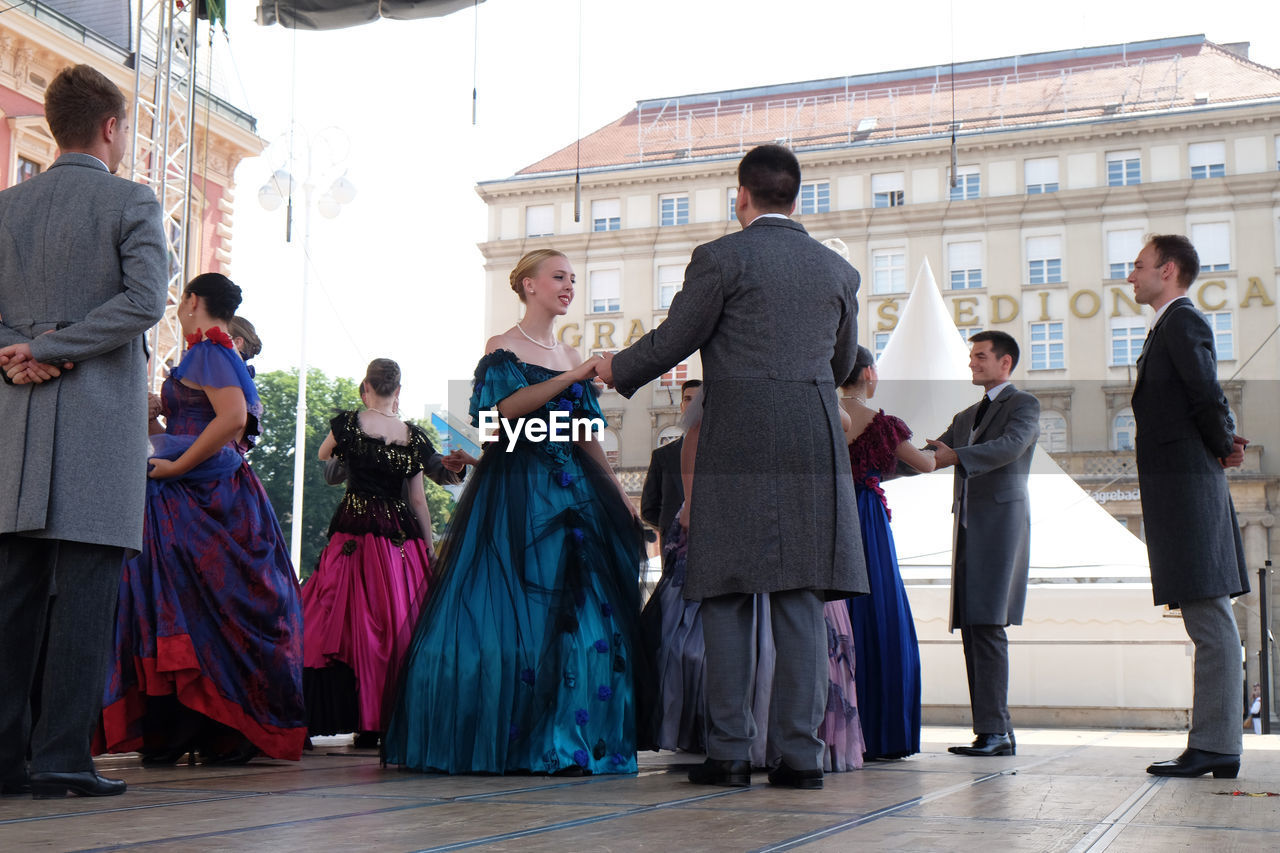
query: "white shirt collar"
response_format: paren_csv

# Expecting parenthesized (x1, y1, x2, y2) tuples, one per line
(747, 212, 790, 226)
(984, 381, 1011, 401)
(1151, 294, 1190, 327)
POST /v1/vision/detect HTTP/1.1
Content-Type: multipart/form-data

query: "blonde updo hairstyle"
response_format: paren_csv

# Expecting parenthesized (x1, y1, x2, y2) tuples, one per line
(508, 249, 567, 303)
(363, 358, 401, 397)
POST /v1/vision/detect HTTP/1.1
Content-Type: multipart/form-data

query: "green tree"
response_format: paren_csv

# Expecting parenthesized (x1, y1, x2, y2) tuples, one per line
(252, 368, 458, 578)
(254, 368, 360, 577)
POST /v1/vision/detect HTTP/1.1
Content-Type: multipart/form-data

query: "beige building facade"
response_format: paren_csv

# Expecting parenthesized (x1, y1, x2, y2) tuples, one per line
(477, 35, 1280, 705)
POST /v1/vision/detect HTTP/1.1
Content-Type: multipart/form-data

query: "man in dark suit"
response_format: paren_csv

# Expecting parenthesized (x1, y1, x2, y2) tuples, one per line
(641, 378, 702, 546)
(0, 65, 167, 798)
(1129, 234, 1249, 779)
(930, 331, 1039, 758)
(598, 144, 864, 790)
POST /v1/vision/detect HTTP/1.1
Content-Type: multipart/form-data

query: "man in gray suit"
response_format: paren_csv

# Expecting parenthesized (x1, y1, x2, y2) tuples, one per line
(640, 378, 702, 547)
(930, 331, 1039, 758)
(1129, 234, 1248, 779)
(0, 64, 167, 798)
(598, 144, 865, 790)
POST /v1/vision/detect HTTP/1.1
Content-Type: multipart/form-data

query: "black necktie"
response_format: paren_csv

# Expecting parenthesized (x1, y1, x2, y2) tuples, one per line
(974, 395, 991, 428)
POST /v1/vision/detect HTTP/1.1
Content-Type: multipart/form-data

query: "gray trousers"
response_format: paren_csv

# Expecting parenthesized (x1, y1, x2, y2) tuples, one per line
(961, 625, 1011, 734)
(1180, 595, 1243, 756)
(0, 535, 123, 776)
(701, 588, 825, 770)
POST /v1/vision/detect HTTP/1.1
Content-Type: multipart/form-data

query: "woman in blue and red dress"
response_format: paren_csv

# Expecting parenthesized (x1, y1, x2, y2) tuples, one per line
(96, 273, 305, 765)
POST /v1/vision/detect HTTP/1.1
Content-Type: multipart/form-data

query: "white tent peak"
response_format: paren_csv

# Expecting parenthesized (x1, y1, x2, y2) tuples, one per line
(867, 263, 1150, 580)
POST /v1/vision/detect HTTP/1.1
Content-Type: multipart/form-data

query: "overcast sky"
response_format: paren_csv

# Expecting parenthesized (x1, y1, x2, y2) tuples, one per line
(220, 0, 1279, 414)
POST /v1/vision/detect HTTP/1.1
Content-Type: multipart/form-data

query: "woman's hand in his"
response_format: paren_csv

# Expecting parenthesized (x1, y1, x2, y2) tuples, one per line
(147, 457, 178, 479)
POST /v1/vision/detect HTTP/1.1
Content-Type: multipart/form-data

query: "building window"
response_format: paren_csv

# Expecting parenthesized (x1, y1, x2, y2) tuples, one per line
(657, 425, 683, 447)
(873, 331, 891, 358)
(1188, 141, 1226, 179)
(525, 204, 553, 237)
(657, 264, 683, 309)
(1025, 157, 1059, 194)
(871, 248, 906, 294)
(871, 172, 904, 208)
(1106, 150, 1141, 186)
(799, 181, 830, 214)
(1112, 408, 1137, 451)
(601, 428, 620, 466)
(959, 326, 984, 343)
(1190, 222, 1230, 271)
(1029, 321, 1065, 370)
(17, 156, 41, 183)
(1027, 236, 1063, 284)
(1038, 411, 1067, 453)
(1109, 317, 1147, 366)
(591, 199, 620, 232)
(1208, 311, 1234, 360)
(949, 165, 980, 201)
(589, 269, 621, 314)
(947, 241, 983, 290)
(660, 194, 689, 226)
(658, 361, 689, 388)
(727, 188, 737, 221)
(1106, 229, 1143, 279)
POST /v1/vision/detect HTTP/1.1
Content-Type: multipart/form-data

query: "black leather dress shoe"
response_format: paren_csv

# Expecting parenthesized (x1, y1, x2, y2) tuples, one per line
(767, 762, 823, 790)
(687, 758, 751, 787)
(31, 771, 127, 799)
(949, 733, 1014, 757)
(1146, 748, 1239, 779)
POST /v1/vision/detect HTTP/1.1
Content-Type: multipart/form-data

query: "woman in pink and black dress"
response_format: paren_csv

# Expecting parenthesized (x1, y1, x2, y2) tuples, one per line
(839, 345, 935, 760)
(301, 358, 467, 748)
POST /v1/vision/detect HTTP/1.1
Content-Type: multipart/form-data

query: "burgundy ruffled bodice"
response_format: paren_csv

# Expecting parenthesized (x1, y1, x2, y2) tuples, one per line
(848, 410, 912, 518)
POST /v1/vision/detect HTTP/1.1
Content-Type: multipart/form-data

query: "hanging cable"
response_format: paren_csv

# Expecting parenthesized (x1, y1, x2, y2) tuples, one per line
(196, 17, 215, 269)
(573, 0, 583, 223)
(948, 0, 957, 188)
(472, 0, 480, 125)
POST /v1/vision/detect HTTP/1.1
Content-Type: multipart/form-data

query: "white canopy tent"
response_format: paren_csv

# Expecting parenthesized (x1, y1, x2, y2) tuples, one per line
(872, 259, 1150, 581)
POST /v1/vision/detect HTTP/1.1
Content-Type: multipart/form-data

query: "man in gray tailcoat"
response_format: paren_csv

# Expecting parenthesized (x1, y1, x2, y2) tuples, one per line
(0, 64, 167, 799)
(597, 144, 865, 790)
(930, 331, 1039, 758)
(1129, 234, 1249, 779)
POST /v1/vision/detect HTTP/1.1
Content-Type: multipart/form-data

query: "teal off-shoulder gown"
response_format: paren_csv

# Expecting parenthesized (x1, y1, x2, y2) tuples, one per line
(383, 350, 645, 775)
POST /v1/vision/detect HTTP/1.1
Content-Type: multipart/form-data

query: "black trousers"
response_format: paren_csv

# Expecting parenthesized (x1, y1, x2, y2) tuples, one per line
(0, 535, 123, 776)
(953, 525, 1012, 735)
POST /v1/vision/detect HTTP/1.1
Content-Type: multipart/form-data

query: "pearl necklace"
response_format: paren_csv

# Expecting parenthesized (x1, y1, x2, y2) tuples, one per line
(366, 407, 398, 418)
(516, 322, 557, 350)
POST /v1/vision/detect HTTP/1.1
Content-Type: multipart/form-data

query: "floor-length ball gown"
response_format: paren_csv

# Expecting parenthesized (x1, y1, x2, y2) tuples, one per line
(847, 410, 922, 760)
(383, 350, 646, 775)
(97, 333, 306, 761)
(301, 411, 438, 736)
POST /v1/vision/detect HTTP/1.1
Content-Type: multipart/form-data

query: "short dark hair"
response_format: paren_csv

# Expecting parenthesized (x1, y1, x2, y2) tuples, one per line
(737, 144, 801, 210)
(970, 330, 1020, 370)
(184, 272, 242, 322)
(1147, 233, 1199, 288)
(680, 379, 703, 394)
(842, 345, 875, 388)
(44, 64, 126, 150)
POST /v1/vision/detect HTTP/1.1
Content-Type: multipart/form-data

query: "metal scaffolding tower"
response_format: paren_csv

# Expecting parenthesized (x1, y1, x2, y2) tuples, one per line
(129, 0, 201, 385)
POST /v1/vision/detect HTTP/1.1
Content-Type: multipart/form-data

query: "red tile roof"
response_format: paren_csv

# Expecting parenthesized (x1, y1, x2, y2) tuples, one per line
(516, 36, 1280, 176)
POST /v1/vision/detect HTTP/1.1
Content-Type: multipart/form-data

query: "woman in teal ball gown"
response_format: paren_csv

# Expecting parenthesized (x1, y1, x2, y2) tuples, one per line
(384, 250, 646, 775)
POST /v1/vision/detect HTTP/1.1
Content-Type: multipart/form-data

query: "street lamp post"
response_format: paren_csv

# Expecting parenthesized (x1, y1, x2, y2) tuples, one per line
(258, 149, 355, 574)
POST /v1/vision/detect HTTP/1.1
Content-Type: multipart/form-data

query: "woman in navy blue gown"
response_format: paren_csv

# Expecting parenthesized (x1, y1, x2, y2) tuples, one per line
(384, 250, 645, 775)
(839, 346, 934, 760)
(97, 273, 305, 764)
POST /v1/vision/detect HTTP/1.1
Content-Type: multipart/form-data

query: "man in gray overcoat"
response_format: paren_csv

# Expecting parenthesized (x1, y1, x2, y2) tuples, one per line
(0, 65, 167, 798)
(597, 144, 865, 790)
(1129, 234, 1249, 779)
(931, 331, 1039, 758)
